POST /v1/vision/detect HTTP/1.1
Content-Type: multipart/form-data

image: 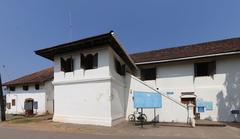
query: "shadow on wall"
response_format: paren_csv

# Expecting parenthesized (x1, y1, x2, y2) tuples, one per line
(217, 71, 240, 122)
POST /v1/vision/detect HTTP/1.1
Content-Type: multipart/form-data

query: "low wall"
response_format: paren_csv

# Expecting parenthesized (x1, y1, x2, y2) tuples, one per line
(125, 73, 189, 123)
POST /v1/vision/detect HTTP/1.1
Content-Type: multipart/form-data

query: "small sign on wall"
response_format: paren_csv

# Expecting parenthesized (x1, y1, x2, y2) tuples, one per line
(196, 98, 213, 112)
(166, 92, 174, 95)
(198, 106, 205, 113)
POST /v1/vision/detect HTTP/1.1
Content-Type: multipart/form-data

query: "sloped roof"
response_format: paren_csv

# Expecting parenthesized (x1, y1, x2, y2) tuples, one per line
(4, 37, 240, 86)
(130, 37, 240, 64)
(35, 31, 137, 72)
(3, 67, 53, 86)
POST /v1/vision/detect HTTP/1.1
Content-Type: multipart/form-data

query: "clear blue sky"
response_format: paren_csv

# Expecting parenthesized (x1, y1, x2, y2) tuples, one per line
(0, 0, 240, 82)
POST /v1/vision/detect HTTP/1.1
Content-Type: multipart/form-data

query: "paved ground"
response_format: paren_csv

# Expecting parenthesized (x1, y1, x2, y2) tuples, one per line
(0, 125, 239, 139)
(0, 115, 239, 139)
(0, 122, 239, 139)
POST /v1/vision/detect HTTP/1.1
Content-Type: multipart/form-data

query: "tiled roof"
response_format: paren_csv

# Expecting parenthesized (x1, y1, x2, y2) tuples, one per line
(3, 67, 53, 86)
(4, 37, 240, 86)
(130, 37, 240, 64)
(35, 31, 137, 72)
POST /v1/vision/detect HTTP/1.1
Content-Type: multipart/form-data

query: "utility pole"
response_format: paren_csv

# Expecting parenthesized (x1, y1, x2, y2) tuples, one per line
(0, 74, 6, 121)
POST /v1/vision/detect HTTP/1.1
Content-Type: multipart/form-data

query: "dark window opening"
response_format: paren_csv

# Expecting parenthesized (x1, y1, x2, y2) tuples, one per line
(9, 86, 15, 91)
(114, 58, 125, 76)
(12, 99, 16, 106)
(35, 84, 40, 90)
(23, 85, 29, 91)
(6, 103, 11, 109)
(61, 57, 74, 72)
(81, 53, 98, 70)
(140, 68, 156, 81)
(194, 61, 216, 77)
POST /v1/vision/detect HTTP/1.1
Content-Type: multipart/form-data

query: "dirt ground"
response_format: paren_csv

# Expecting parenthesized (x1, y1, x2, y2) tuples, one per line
(0, 114, 239, 139)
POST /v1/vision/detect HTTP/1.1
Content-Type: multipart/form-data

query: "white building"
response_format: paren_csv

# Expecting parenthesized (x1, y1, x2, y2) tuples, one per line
(4, 31, 240, 126)
(3, 68, 54, 115)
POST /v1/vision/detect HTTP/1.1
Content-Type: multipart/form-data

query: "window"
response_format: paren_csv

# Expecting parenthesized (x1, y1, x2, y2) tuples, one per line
(114, 58, 125, 76)
(61, 57, 74, 72)
(12, 99, 16, 106)
(33, 101, 38, 109)
(9, 86, 15, 91)
(194, 61, 216, 77)
(81, 53, 98, 70)
(35, 84, 40, 90)
(6, 103, 11, 109)
(140, 68, 156, 81)
(23, 85, 29, 91)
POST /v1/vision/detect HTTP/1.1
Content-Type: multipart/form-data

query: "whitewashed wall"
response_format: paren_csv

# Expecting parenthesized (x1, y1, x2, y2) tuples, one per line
(6, 84, 46, 115)
(53, 80, 112, 126)
(45, 81, 54, 114)
(53, 47, 110, 82)
(53, 46, 117, 126)
(154, 55, 240, 122)
(109, 49, 128, 124)
(125, 73, 189, 123)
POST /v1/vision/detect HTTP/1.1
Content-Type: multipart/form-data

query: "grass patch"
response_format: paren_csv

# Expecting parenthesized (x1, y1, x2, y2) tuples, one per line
(5, 114, 52, 124)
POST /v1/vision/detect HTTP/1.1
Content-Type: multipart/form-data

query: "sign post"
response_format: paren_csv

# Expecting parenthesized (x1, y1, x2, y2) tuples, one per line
(0, 74, 6, 121)
(133, 91, 162, 128)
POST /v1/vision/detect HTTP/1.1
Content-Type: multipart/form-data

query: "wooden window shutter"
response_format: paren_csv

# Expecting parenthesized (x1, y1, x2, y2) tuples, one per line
(12, 99, 16, 106)
(65, 58, 74, 72)
(208, 61, 216, 77)
(60, 58, 66, 72)
(121, 64, 126, 75)
(70, 58, 74, 71)
(93, 53, 98, 69)
(115, 59, 121, 74)
(194, 63, 197, 77)
(81, 54, 86, 69)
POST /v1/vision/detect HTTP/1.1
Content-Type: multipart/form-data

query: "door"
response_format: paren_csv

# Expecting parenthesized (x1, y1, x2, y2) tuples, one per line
(181, 97, 196, 115)
(24, 99, 34, 116)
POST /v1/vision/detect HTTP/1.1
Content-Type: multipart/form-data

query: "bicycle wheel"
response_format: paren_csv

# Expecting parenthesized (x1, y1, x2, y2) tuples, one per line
(139, 114, 147, 122)
(128, 114, 136, 122)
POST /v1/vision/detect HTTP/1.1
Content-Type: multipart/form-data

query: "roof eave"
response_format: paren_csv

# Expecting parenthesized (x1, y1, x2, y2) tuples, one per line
(134, 51, 240, 65)
(35, 31, 137, 72)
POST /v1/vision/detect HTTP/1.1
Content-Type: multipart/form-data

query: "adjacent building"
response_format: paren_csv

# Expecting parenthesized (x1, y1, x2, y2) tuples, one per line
(3, 68, 54, 115)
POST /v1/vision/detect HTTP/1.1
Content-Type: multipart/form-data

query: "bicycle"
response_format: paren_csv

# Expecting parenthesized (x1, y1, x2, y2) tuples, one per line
(128, 110, 147, 122)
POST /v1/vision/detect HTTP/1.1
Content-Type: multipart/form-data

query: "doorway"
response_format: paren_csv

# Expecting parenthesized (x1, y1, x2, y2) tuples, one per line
(181, 97, 196, 115)
(24, 98, 34, 116)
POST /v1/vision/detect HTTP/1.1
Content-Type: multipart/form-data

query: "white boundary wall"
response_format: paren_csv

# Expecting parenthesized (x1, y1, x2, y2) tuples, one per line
(125, 73, 189, 123)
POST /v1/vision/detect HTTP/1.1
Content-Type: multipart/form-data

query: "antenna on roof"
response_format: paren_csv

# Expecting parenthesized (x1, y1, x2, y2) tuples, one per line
(68, 11, 73, 41)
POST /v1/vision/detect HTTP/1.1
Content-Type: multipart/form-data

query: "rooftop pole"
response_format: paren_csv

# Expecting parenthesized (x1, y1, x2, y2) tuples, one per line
(0, 74, 6, 121)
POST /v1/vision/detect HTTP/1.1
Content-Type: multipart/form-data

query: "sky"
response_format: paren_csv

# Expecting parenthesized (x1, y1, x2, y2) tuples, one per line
(0, 0, 240, 82)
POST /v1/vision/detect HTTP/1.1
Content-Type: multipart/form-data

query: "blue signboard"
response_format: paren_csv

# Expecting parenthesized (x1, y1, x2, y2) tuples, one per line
(197, 98, 213, 112)
(196, 98, 205, 107)
(133, 91, 162, 108)
(204, 101, 213, 110)
(198, 106, 205, 113)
